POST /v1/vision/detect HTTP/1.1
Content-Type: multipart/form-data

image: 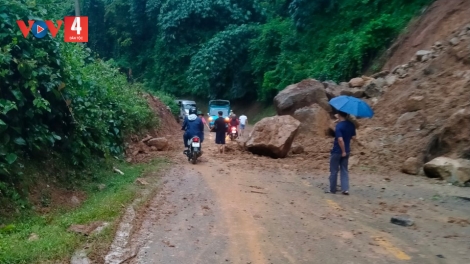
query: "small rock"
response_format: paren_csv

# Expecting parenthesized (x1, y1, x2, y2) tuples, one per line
(71, 249, 91, 264)
(135, 178, 149, 185)
(402, 157, 420, 175)
(28, 233, 39, 241)
(385, 75, 397, 86)
(140, 135, 152, 143)
(416, 50, 433, 62)
(450, 37, 460, 46)
(391, 216, 414, 226)
(71, 196, 81, 206)
(371, 97, 379, 106)
(97, 184, 106, 191)
(405, 95, 425, 112)
(434, 41, 443, 47)
(371, 70, 390, 79)
(291, 145, 304, 155)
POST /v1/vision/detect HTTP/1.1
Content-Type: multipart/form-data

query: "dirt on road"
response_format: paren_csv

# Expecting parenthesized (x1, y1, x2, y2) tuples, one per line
(105, 128, 470, 264)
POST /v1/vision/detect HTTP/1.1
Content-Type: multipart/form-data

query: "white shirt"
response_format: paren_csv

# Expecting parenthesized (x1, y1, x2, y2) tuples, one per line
(239, 115, 247, 125)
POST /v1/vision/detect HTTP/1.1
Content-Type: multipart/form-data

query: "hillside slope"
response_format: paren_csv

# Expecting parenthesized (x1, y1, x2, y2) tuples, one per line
(358, 0, 470, 172)
(383, 0, 470, 69)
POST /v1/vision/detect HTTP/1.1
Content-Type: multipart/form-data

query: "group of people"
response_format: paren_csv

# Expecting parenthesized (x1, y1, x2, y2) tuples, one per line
(182, 104, 358, 195)
(181, 107, 248, 154)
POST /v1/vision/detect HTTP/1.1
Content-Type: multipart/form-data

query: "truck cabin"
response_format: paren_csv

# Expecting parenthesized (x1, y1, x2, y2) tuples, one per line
(207, 100, 231, 128)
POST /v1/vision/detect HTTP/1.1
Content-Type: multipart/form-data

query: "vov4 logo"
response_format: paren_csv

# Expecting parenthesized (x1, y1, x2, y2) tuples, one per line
(16, 16, 88, 42)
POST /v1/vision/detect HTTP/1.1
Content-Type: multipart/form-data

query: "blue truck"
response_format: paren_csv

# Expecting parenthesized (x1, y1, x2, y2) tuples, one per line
(207, 99, 230, 129)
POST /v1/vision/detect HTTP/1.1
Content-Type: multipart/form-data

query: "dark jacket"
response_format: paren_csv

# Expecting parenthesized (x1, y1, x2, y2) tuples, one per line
(182, 114, 204, 141)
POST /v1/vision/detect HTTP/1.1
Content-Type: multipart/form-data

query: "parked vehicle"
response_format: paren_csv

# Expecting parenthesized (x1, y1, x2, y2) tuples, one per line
(175, 99, 197, 122)
(207, 99, 230, 129)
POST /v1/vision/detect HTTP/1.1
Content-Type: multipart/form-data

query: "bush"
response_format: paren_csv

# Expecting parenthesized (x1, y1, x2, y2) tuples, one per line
(0, 1, 155, 206)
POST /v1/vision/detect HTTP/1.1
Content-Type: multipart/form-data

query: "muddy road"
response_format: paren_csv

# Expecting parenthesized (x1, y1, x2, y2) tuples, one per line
(108, 130, 470, 264)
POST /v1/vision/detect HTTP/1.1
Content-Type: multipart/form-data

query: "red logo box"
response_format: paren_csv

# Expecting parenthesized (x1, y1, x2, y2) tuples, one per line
(64, 16, 88, 42)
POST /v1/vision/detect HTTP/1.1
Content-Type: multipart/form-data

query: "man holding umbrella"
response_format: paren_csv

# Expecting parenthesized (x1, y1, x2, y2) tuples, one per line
(327, 96, 373, 195)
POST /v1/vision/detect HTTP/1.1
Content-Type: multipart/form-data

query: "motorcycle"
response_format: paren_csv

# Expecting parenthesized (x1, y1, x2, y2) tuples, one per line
(185, 136, 202, 164)
(229, 126, 238, 141)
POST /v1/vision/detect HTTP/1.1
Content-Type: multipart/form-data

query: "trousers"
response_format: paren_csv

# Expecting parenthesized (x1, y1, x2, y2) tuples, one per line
(329, 153, 350, 193)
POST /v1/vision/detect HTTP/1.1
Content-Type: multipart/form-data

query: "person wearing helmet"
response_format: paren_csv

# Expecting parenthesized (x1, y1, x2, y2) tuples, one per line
(197, 110, 210, 130)
(181, 107, 204, 150)
(227, 113, 239, 135)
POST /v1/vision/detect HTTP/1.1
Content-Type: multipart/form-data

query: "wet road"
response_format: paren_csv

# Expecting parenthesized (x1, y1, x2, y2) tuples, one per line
(121, 133, 470, 264)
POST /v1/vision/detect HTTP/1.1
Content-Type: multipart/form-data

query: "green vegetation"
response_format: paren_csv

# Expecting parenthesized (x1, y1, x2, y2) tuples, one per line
(84, 0, 433, 101)
(0, 159, 166, 264)
(0, 0, 157, 210)
(252, 105, 276, 123)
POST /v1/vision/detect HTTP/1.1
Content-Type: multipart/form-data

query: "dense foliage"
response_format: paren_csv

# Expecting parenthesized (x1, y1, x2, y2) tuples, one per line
(84, 0, 433, 101)
(0, 0, 155, 206)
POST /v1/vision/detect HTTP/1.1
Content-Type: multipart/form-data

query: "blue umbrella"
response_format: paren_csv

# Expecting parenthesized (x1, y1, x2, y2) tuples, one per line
(329, 95, 374, 118)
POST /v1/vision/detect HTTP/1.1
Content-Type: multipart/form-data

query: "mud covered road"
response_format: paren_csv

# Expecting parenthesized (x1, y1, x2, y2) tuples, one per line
(111, 130, 470, 264)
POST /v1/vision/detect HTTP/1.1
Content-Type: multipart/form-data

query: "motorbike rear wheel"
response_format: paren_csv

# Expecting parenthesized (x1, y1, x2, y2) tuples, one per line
(191, 155, 197, 164)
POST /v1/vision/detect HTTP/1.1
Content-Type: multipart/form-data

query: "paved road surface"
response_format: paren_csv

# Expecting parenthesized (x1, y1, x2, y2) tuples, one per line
(118, 131, 470, 264)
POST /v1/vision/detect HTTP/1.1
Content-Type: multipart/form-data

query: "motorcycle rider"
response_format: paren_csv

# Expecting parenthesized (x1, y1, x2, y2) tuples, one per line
(182, 107, 204, 154)
(227, 114, 239, 135)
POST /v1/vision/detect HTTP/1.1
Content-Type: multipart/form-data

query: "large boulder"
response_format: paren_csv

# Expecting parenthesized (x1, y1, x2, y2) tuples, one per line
(349, 77, 365, 87)
(363, 78, 385, 98)
(423, 157, 470, 186)
(340, 88, 365, 98)
(323, 81, 343, 100)
(246, 116, 300, 158)
(425, 108, 470, 161)
(274, 79, 331, 115)
(147, 137, 168, 150)
(293, 105, 331, 136)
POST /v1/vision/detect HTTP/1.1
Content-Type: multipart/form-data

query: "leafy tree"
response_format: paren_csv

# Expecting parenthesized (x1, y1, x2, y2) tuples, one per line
(0, 0, 155, 205)
(187, 24, 257, 99)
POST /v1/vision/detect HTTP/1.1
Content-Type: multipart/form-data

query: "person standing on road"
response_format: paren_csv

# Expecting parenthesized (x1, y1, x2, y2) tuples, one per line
(197, 111, 210, 131)
(238, 114, 247, 137)
(212, 111, 226, 154)
(327, 111, 357, 195)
